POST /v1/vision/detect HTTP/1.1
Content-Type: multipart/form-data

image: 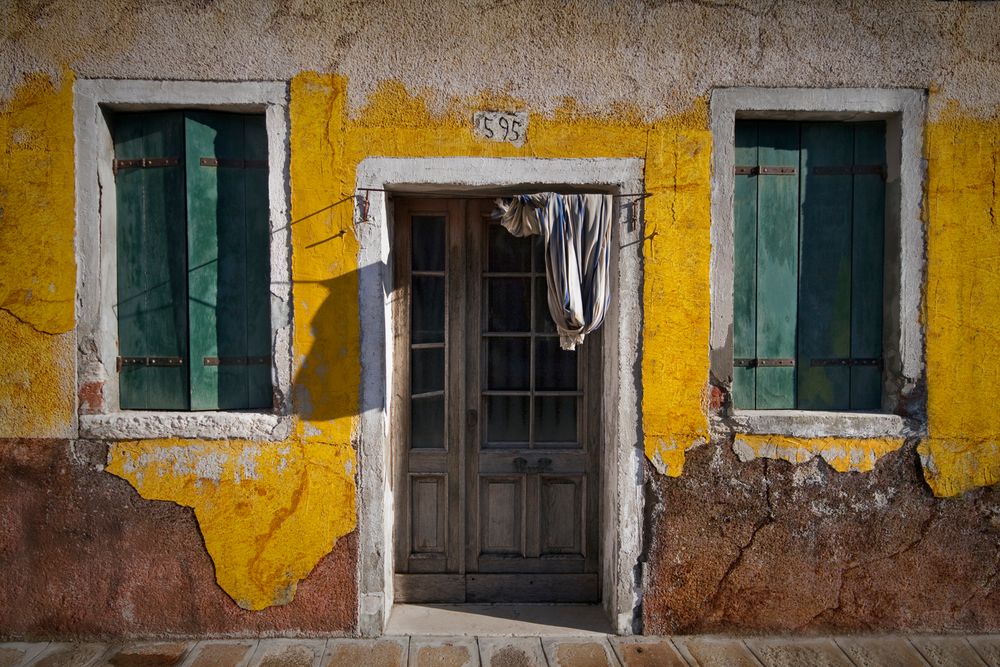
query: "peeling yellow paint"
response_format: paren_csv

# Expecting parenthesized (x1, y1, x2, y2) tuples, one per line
(0, 71, 76, 334)
(640, 102, 713, 476)
(734, 435, 904, 473)
(0, 310, 76, 438)
(0, 71, 77, 438)
(921, 100, 1000, 496)
(106, 440, 356, 610)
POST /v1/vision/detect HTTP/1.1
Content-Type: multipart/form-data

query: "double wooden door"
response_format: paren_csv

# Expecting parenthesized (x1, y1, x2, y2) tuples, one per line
(392, 197, 601, 603)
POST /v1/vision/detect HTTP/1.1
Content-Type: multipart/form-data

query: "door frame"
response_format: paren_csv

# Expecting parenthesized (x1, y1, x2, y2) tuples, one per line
(354, 157, 645, 637)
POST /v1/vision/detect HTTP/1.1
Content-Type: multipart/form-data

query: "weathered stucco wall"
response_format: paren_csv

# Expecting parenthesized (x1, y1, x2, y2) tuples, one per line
(1, 0, 999, 637)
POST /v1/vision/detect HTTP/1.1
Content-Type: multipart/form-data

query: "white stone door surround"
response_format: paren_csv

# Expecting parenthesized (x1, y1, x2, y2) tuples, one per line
(353, 157, 646, 636)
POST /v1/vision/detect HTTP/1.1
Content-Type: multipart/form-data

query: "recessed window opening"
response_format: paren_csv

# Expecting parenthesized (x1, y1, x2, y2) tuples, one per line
(110, 110, 272, 411)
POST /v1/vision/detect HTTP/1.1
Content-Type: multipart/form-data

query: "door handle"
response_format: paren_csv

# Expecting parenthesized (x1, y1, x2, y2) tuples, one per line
(513, 457, 552, 474)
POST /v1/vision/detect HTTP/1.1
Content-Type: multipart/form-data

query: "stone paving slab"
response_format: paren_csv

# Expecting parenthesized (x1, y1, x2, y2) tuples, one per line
(610, 638, 687, 667)
(673, 636, 761, 667)
(29, 643, 108, 667)
(408, 637, 480, 667)
(834, 636, 932, 667)
(323, 637, 408, 667)
(5, 636, 1000, 667)
(96, 642, 192, 667)
(1, 643, 49, 667)
(180, 641, 258, 667)
(910, 636, 988, 667)
(477, 637, 546, 667)
(969, 635, 1000, 667)
(541, 637, 621, 667)
(744, 637, 853, 667)
(246, 640, 326, 667)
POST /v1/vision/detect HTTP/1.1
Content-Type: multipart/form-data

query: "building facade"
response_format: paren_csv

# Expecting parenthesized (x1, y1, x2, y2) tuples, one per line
(1, 0, 998, 638)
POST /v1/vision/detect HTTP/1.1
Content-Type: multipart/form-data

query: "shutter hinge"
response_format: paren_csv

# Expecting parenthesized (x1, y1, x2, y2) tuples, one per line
(203, 356, 271, 366)
(809, 357, 883, 368)
(734, 166, 797, 176)
(113, 157, 179, 175)
(116, 356, 184, 371)
(733, 358, 795, 368)
(199, 157, 268, 169)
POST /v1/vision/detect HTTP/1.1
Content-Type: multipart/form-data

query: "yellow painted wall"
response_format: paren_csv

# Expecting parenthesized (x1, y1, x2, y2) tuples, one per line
(0, 73, 77, 438)
(2, 69, 999, 612)
(919, 101, 1000, 497)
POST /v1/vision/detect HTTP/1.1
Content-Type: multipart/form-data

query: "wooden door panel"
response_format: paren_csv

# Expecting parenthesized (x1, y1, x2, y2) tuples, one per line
(410, 474, 447, 555)
(393, 574, 465, 603)
(467, 574, 599, 603)
(540, 476, 584, 556)
(479, 476, 524, 556)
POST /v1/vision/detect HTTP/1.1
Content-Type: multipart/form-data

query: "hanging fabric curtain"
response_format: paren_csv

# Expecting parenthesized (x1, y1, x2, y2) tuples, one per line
(495, 193, 613, 351)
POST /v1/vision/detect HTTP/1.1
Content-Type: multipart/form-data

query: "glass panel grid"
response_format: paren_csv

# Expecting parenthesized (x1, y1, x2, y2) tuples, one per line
(410, 214, 447, 450)
(482, 221, 581, 449)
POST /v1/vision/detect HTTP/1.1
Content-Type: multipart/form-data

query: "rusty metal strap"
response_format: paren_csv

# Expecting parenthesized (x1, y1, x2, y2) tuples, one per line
(113, 157, 179, 171)
(116, 356, 184, 371)
(203, 356, 271, 366)
(734, 166, 797, 176)
(199, 157, 268, 169)
(810, 357, 883, 367)
(733, 358, 796, 368)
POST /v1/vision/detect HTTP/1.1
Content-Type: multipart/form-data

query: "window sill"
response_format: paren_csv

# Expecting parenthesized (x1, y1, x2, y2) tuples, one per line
(79, 411, 292, 441)
(715, 409, 915, 439)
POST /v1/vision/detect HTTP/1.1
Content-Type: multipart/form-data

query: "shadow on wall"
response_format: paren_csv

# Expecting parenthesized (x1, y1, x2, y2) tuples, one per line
(289, 247, 392, 423)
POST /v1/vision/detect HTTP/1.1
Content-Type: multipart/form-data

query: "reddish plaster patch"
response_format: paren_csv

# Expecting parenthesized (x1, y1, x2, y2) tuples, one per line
(78, 381, 104, 414)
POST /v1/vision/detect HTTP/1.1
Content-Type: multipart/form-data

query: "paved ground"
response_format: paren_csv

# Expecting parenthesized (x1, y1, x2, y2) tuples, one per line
(1, 635, 998, 667)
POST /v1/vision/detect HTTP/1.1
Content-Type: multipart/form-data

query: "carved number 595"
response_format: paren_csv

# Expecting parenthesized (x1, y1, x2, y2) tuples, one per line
(474, 112, 527, 146)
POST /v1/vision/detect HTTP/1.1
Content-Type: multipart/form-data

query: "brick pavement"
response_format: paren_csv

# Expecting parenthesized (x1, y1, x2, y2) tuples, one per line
(0, 635, 997, 666)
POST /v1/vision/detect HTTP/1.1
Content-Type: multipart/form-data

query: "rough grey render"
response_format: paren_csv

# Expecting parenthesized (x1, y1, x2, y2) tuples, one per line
(3, 0, 999, 117)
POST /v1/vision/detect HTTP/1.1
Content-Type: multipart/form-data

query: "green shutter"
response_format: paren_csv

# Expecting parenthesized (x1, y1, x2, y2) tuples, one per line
(185, 112, 271, 410)
(732, 121, 758, 409)
(732, 121, 885, 411)
(243, 116, 273, 409)
(754, 122, 799, 408)
(850, 122, 886, 409)
(114, 112, 190, 410)
(797, 123, 854, 410)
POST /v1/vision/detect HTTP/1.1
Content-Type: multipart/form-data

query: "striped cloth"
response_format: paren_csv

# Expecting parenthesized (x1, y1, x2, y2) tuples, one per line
(495, 193, 613, 351)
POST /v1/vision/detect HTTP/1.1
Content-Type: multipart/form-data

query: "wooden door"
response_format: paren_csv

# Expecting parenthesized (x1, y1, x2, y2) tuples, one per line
(393, 198, 601, 603)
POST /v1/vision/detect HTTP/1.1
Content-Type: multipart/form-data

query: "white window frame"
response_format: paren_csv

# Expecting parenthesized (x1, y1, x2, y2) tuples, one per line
(74, 79, 293, 440)
(709, 88, 927, 439)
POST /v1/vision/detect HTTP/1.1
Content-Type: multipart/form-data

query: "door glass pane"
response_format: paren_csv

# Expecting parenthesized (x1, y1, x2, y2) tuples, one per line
(485, 395, 530, 445)
(487, 338, 530, 390)
(412, 215, 445, 272)
(411, 395, 445, 449)
(535, 396, 577, 444)
(412, 275, 445, 343)
(412, 346, 444, 394)
(488, 223, 531, 272)
(532, 234, 545, 272)
(487, 278, 530, 332)
(534, 277, 556, 333)
(535, 338, 577, 391)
